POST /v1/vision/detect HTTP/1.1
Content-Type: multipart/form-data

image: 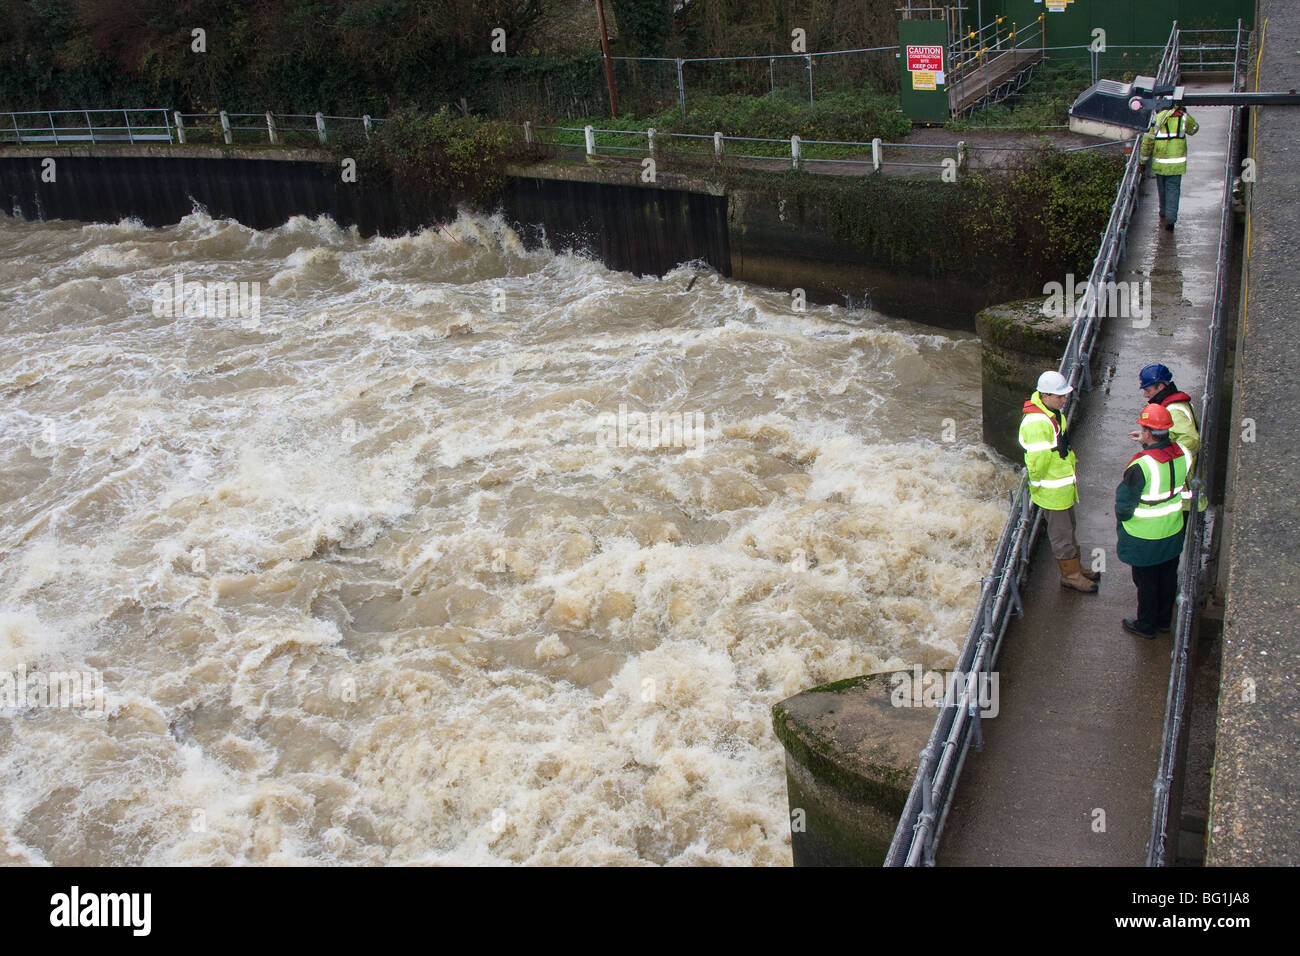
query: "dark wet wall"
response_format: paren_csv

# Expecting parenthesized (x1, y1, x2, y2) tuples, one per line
(0, 155, 731, 280)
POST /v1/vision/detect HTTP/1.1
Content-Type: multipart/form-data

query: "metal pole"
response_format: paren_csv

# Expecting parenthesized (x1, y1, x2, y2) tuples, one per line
(174, 112, 186, 145)
(807, 55, 814, 105)
(85, 110, 93, 144)
(595, 0, 619, 118)
(770, 58, 775, 96)
(677, 58, 686, 118)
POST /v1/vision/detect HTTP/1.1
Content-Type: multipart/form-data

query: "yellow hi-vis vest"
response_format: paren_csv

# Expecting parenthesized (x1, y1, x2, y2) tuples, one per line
(1122, 443, 1189, 540)
(1019, 392, 1079, 510)
(1157, 392, 1207, 512)
(1141, 108, 1198, 176)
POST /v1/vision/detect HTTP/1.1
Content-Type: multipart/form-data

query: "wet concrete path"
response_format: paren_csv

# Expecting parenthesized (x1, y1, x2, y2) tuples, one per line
(937, 82, 1232, 866)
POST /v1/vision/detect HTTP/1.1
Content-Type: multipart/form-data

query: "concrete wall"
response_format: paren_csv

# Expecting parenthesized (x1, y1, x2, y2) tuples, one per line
(0, 148, 1012, 329)
(0, 146, 446, 236)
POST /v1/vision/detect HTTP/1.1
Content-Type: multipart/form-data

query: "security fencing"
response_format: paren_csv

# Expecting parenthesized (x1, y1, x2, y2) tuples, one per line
(608, 46, 901, 118)
(883, 21, 1183, 868)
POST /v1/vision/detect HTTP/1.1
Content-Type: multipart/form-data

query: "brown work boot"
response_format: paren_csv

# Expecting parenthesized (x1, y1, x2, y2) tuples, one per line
(1057, 557, 1099, 593)
(1071, 550, 1101, 581)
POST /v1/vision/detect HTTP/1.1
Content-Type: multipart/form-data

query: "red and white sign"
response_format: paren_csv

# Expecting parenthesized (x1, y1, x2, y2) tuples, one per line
(906, 45, 944, 73)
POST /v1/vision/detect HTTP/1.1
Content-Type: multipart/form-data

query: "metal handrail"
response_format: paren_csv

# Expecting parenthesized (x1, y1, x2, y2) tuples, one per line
(0, 108, 173, 145)
(529, 122, 1112, 175)
(883, 20, 1183, 869)
(948, 14, 1044, 85)
(1146, 17, 1246, 868)
(1, 109, 382, 147)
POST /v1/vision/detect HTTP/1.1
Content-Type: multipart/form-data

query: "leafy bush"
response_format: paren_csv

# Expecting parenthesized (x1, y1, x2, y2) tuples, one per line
(353, 107, 536, 208)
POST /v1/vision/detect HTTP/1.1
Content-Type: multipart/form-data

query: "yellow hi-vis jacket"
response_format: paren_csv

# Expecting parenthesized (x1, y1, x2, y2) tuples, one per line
(1019, 391, 1079, 510)
(1141, 108, 1199, 176)
(1156, 391, 1207, 512)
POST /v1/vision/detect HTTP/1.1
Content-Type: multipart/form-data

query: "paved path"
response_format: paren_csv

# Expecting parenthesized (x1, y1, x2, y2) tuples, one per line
(937, 81, 1232, 866)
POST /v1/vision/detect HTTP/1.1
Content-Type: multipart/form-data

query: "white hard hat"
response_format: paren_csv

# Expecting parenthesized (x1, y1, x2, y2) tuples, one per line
(1036, 370, 1072, 395)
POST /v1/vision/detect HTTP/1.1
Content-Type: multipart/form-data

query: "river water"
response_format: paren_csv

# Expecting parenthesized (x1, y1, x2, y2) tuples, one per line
(0, 210, 1015, 865)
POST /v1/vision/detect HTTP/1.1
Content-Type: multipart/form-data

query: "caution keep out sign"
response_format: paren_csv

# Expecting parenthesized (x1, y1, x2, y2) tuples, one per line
(906, 44, 944, 89)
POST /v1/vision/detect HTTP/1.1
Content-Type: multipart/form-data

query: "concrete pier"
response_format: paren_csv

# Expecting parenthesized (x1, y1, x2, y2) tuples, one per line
(772, 675, 934, 866)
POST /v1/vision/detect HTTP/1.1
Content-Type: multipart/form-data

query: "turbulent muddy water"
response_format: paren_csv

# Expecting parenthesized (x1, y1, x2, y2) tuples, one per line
(0, 210, 1015, 865)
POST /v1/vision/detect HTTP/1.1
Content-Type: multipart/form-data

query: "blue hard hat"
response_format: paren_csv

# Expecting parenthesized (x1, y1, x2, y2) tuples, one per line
(1139, 363, 1173, 388)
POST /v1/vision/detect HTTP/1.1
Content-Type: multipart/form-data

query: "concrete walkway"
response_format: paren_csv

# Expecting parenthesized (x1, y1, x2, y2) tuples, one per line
(937, 83, 1232, 866)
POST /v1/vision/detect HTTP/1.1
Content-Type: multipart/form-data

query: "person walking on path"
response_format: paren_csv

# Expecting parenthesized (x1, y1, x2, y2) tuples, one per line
(1141, 99, 1199, 231)
(1019, 370, 1099, 593)
(1129, 362, 1206, 512)
(1116, 404, 1189, 638)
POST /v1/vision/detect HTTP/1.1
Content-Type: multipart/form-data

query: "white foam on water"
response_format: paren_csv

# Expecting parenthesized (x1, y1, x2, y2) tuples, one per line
(0, 208, 1016, 865)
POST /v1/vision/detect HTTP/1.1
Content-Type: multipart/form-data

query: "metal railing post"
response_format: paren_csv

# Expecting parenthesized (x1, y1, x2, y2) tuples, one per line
(522, 120, 532, 145)
(584, 124, 595, 157)
(12, 112, 22, 146)
(872, 137, 882, 172)
(806, 54, 814, 105)
(647, 127, 656, 159)
(957, 140, 967, 172)
(676, 58, 686, 118)
(714, 131, 723, 163)
(363, 114, 373, 143)
(315, 112, 326, 145)
(220, 110, 231, 145)
(174, 111, 186, 145)
(266, 111, 278, 145)
(791, 134, 801, 170)
(49, 111, 57, 146)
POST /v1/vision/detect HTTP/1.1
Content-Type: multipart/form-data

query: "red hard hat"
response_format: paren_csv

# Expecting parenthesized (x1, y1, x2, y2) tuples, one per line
(1136, 403, 1174, 429)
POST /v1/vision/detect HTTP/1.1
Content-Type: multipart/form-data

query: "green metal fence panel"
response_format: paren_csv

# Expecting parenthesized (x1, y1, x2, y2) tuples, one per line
(899, 18, 951, 125)
(999, 0, 1252, 46)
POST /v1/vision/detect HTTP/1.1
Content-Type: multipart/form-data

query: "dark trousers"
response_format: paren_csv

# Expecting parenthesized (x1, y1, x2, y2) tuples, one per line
(1131, 557, 1180, 633)
(1155, 173, 1183, 225)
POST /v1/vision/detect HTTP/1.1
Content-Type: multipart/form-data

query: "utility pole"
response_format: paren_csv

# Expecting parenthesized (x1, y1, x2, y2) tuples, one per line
(595, 0, 620, 118)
